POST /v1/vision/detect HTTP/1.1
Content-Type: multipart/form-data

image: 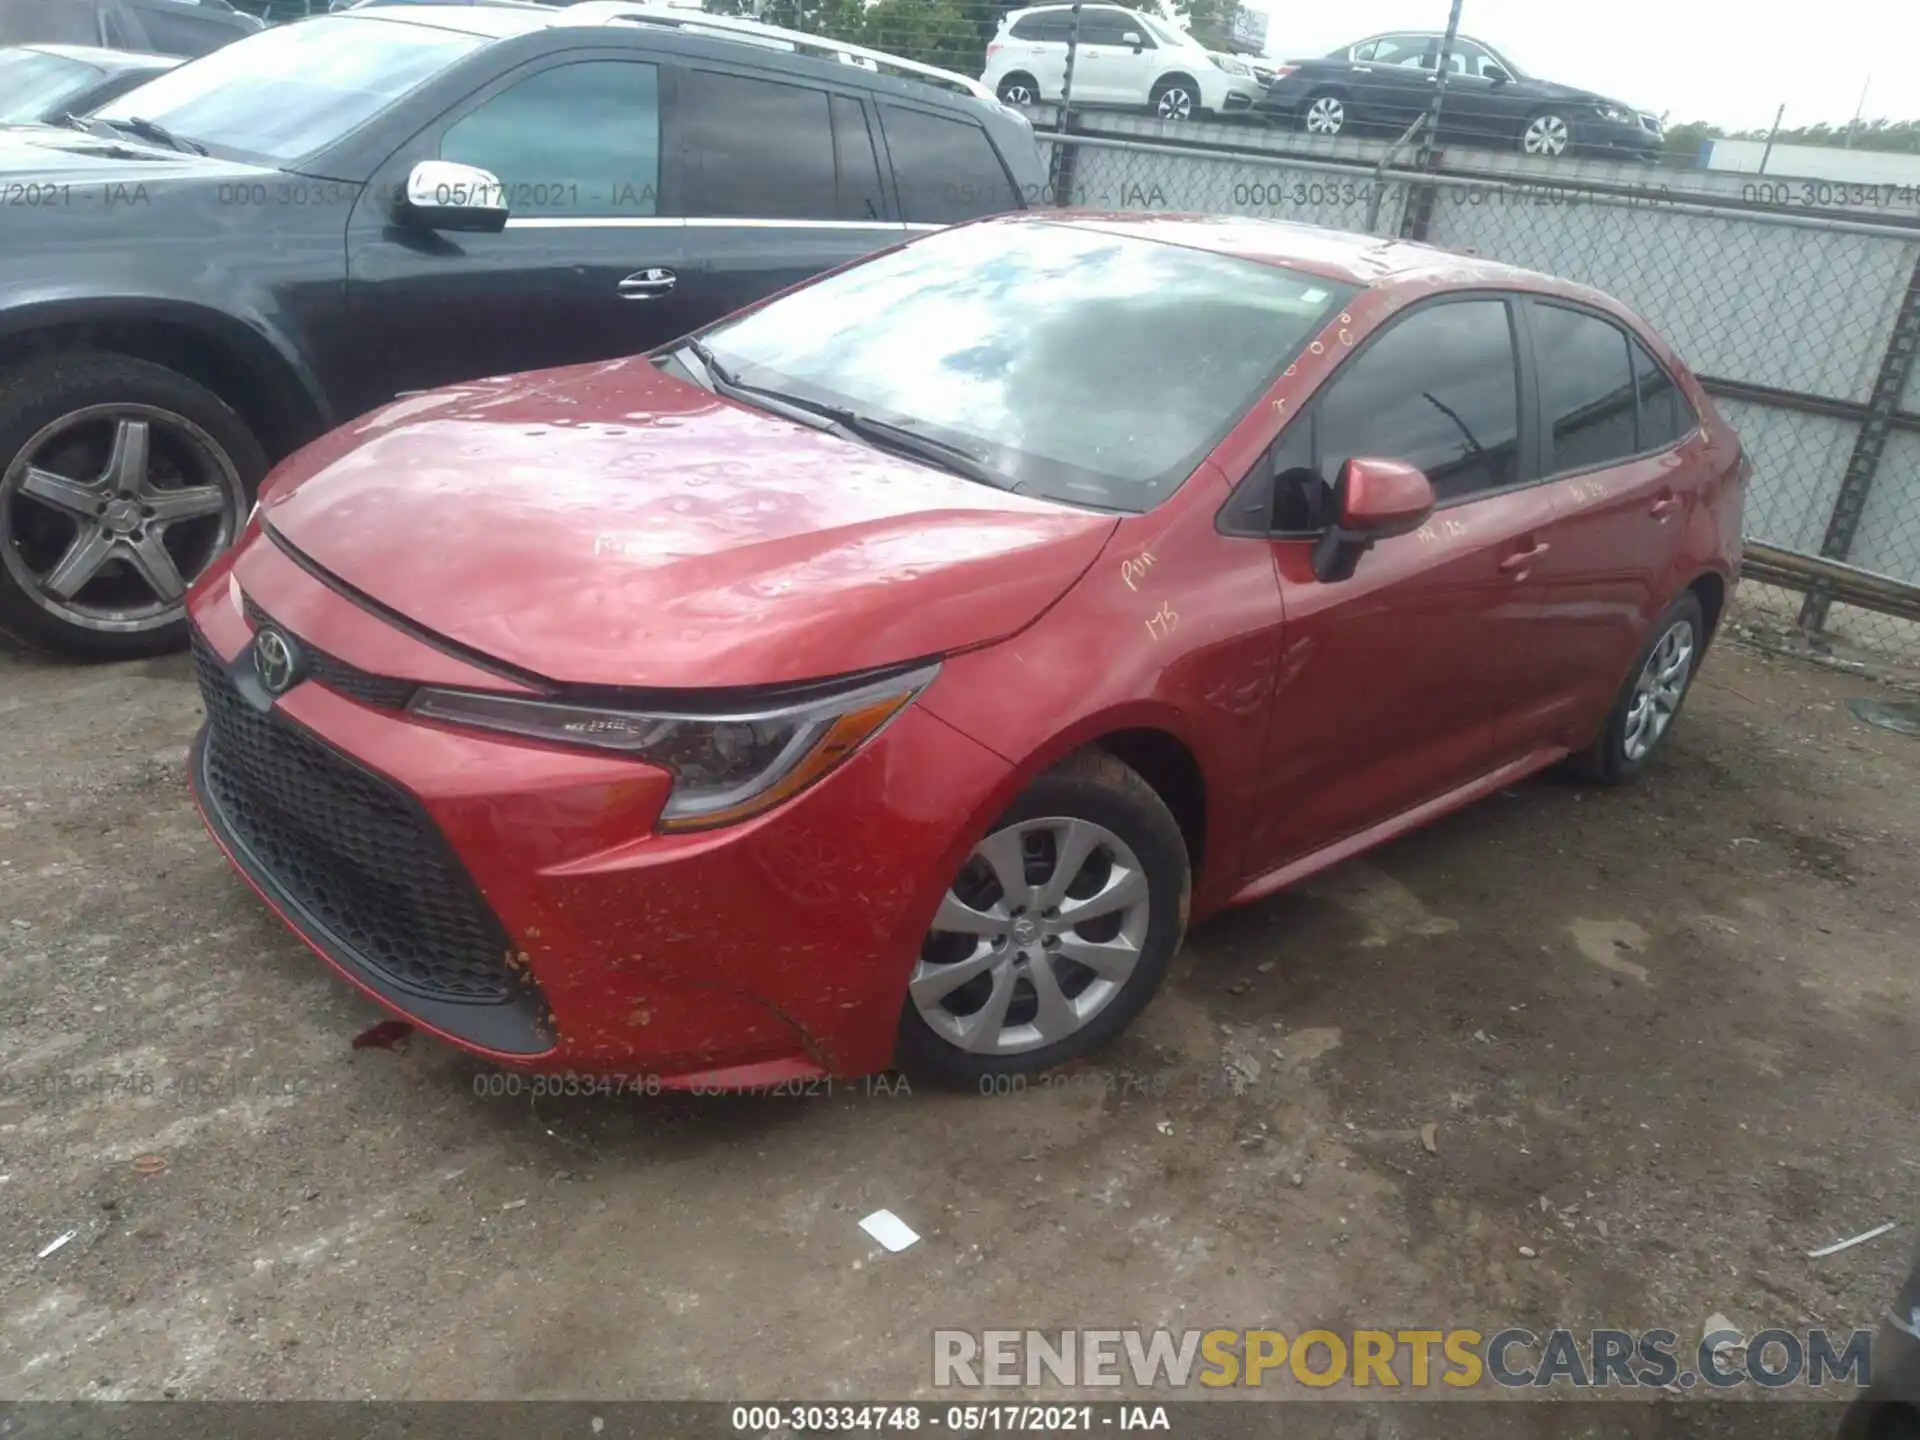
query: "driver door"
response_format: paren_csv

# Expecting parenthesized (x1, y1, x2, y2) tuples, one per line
(1241, 295, 1546, 876)
(340, 53, 692, 421)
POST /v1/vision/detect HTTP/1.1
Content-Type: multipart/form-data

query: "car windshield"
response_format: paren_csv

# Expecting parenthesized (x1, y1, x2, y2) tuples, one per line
(0, 48, 99, 122)
(696, 220, 1356, 513)
(91, 15, 483, 163)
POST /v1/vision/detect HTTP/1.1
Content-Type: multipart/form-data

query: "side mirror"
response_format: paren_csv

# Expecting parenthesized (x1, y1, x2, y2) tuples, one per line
(1310, 457, 1435, 582)
(1121, 29, 1142, 49)
(396, 160, 509, 234)
(1483, 64, 1511, 84)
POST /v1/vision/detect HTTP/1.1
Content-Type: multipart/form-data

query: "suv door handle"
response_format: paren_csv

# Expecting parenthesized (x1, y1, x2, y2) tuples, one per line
(1499, 542, 1550, 575)
(1649, 492, 1681, 519)
(618, 268, 676, 299)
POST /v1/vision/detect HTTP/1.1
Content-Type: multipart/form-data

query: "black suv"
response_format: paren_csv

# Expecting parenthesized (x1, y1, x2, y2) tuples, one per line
(0, 2, 1044, 658)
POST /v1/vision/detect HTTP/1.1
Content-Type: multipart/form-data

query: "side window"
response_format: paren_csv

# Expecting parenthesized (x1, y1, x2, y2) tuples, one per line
(830, 94, 884, 223)
(1631, 339, 1694, 450)
(1452, 40, 1493, 76)
(1349, 40, 1379, 61)
(127, 0, 231, 56)
(1531, 303, 1638, 474)
(1077, 11, 1132, 44)
(881, 103, 1019, 224)
(680, 70, 837, 221)
(1268, 415, 1325, 534)
(441, 62, 660, 219)
(1317, 299, 1522, 504)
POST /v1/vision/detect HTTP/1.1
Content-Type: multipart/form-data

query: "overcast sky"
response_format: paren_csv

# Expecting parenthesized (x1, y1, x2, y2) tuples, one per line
(1240, 0, 1920, 131)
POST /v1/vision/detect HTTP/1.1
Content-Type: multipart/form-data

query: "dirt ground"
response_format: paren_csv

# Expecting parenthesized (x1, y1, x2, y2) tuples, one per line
(3, 618, 1918, 1415)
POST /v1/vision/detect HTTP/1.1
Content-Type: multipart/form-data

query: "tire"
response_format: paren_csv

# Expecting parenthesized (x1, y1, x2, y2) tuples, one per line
(996, 73, 1039, 106)
(1520, 111, 1572, 157)
(1301, 90, 1347, 136)
(0, 352, 264, 661)
(1149, 74, 1201, 121)
(1566, 592, 1705, 785)
(897, 749, 1191, 1089)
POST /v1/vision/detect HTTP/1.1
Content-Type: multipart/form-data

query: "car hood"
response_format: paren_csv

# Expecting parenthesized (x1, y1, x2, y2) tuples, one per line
(258, 358, 1122, 691)
(0, 123, 276, 181)
(1518, 77, 1633, 109)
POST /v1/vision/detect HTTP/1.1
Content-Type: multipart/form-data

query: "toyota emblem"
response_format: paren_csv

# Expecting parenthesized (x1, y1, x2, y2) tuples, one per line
(252, 627, 300, 696)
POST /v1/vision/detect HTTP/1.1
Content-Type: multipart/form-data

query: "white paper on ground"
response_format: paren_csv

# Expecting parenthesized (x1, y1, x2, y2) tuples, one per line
(859, 1209, 920, 1253)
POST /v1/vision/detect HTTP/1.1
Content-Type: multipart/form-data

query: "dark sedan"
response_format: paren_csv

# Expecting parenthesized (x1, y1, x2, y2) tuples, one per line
(1256, 31, 1664, 160)
(0, 43, 177, 124)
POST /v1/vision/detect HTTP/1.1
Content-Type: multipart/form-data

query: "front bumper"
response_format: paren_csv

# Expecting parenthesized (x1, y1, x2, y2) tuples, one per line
(185, 532, 1014, 1085)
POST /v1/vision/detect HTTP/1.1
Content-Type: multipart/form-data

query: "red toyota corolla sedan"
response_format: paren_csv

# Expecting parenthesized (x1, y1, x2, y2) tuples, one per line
(185, 213, 1746, 1090)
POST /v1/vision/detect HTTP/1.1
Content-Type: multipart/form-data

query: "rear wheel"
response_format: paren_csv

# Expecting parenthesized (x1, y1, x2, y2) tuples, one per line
(0, 353, 263, 660)
(996, 72, 1039, 106)
(897, 751, 1190, 1088)
(1150, 74, 1201, 121)
(1302, 91, 1347, 136)
(1567, 592, 1705, 784)
(1521, 111, 1572, 156)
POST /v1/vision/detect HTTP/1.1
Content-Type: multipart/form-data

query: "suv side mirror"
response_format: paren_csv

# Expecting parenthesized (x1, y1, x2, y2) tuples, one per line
(1121, 29, 1143, 49)
(1483, 63, 1511, 84)
(1310, 456, 1435, 582)
(396, 160, 509, 234)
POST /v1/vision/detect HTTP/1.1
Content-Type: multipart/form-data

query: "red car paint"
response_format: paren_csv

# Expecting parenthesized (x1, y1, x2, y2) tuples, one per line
(185, 214, 1744, 1086)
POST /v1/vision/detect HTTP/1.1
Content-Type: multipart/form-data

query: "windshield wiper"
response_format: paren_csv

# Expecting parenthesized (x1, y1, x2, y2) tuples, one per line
(95, 115, 205, 156)
(678, 339, 1014, 492)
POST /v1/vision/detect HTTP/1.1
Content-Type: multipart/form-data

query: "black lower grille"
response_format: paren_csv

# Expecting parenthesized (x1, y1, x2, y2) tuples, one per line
(240, 595, 415, 710)
(193, 633, 526, 1007)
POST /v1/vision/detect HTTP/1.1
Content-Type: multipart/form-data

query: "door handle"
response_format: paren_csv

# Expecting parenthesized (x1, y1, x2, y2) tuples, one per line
(1499, 542, 1550, 575)
(618, 268, 677, 299)
(1649, 493, 1681, 519)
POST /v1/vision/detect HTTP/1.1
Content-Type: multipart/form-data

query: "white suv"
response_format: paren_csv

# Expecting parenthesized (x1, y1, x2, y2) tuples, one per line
(983, 4, 1263, 120)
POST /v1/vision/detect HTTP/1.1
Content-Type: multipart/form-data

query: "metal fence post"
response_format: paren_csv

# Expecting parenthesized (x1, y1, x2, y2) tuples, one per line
(1797, 248, 1920, 633)
(1394, 0, 1461, 242)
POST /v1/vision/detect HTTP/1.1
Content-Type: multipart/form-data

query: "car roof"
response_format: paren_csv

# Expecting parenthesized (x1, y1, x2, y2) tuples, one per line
(12, 41, 178, 66)
(1023, 212, 1595, 296)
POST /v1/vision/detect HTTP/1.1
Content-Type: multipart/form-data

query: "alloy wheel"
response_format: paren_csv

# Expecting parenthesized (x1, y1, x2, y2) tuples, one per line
(1305, 95, 1345, 134)
(1622, 620, 1695, 761)
(1155, 86, 1195, 120)
(1523, 114, 1570, 156)
(1000, 81, 1036, 105)
(912, 816, 1151, 1056)
(0, 404, 244, 634)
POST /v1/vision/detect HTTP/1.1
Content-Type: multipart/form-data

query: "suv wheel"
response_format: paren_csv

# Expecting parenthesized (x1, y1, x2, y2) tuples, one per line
(1150, 76, 1200, 121)
(0, 353, 264, 660)
(997, 73, 1039, 106)
(897, 750, 1190, 1088)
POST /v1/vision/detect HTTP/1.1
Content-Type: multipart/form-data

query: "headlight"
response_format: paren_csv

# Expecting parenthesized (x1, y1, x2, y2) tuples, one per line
(1595, 102, 1633, 125)
(408, 662, 939, 831)
(1211, 54, 1250, 77)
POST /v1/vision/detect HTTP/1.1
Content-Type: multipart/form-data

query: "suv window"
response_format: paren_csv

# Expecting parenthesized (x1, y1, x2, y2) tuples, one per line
(682, 69, 837, 221)
(1531, 303, 1637, 473)
(1078, 10, 1140, 44)
(882, 103, 1019, 224)
(128, 0, 241, 57)
(441, 62, 660, 219)
(1632, 340, 1694, 450)
(1009, 12, 1071, 41)
(1318, 299, 1522, 503)
(830, 94, 884, 222)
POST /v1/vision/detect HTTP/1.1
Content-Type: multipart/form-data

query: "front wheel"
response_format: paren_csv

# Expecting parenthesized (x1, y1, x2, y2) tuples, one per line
(1568, 592, 1705, 784)
(1150, 76, 1201, 121)
(897, 750, 1190, 1088)
(1302, 91, 1347, 136)
(0, 353, 264, 660)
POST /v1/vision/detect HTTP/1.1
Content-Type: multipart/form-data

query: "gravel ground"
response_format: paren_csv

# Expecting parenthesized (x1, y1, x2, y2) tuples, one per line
(2, 628, 1917, 1419)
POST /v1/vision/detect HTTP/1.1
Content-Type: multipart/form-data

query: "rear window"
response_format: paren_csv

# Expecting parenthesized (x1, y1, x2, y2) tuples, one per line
(882, 102, 1019, 224)
(698, 219, 1356, 513)
(1631, 339, 1695, 450)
